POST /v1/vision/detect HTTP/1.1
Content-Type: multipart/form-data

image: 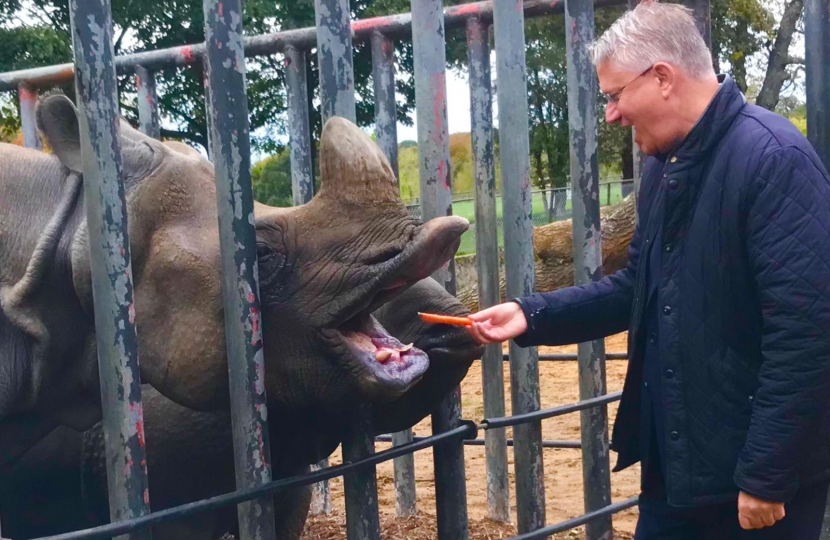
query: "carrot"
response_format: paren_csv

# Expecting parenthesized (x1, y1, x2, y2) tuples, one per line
(418, 312, 472, 326)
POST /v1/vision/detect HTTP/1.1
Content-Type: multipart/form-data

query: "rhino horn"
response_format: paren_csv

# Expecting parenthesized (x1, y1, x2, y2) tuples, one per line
(317, 116, 401, 206)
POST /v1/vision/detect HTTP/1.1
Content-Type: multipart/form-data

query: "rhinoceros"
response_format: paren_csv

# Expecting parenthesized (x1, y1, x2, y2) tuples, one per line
(0, 93, 479, 475)
(0, 278, 478, 540)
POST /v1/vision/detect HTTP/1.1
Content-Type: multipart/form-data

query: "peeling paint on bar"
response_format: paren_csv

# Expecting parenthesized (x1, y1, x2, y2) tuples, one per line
(202, 1, 276, 539)
(67, 0, 151, 537)
(467, 16, 510, 525)
(565, 0, 612, 539)
(0, 0, 628, 92)
(134, 66, 160, 139)
(18, 84, 41, 149)
(410, 1, 469, 538)
(492, 0, 546, 534)
(285, 46, 314, 206)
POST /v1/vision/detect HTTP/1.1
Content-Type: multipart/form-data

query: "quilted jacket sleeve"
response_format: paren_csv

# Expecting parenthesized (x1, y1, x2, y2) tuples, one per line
(733, 145, 830, 503)
(512, 206, 643, 348)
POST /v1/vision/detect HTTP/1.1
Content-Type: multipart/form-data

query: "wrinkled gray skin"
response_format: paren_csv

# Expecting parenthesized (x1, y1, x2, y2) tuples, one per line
(0, 278, 477, 540)
(0, 93, 477, 470)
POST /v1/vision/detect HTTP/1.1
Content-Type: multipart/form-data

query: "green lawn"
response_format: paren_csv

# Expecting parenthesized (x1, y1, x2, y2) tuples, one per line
(451, 183, 625, 256)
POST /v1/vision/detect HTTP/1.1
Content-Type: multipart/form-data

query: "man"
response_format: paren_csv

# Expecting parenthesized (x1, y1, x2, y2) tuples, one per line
(466, 1, 830, 538)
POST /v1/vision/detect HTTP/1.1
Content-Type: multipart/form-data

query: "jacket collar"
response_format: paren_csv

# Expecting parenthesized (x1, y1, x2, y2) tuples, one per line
(655, 74, 747, 165)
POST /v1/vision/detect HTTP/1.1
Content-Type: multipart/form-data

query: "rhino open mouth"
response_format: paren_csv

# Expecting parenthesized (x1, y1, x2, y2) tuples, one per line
(332, 312, 430, 400)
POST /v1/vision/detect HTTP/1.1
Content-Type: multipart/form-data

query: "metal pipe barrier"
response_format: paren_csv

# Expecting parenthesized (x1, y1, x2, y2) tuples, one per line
(375, 434, 583, 450)
(26, 391, 629, 540)
(67, 1, 152, 537)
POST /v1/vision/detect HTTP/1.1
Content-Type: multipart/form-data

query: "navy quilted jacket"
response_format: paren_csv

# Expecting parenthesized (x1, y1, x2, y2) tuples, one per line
(513, 76, 830, 506)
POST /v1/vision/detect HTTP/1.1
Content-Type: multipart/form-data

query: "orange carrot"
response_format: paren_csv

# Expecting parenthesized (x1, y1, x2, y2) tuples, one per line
(418, 312, 472, 326)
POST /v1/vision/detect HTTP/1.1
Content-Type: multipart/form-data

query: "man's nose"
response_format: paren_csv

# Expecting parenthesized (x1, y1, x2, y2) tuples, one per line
(605, 101, 621, 124)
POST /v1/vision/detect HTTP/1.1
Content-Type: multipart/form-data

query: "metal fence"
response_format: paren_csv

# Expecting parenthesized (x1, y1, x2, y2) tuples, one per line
(1, 0, 828, 539)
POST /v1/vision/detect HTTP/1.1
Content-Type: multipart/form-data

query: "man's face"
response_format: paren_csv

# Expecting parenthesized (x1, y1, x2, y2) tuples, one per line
(597, 61, 674, 156)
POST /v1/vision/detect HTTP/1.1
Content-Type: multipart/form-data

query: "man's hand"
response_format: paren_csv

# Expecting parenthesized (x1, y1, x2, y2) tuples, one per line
(466, 302, 528, 344)
(738, 491, 785, 530)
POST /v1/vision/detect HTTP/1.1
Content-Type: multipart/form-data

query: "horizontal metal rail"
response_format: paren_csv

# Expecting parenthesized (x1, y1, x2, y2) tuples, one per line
(375, 434, 582, 449)
(481, 391, 623, 430)
(506, 496, 640, 540)
(30, 422, 477, 540)
(0, 0, 627, 91)
(505, 352, 628, 362)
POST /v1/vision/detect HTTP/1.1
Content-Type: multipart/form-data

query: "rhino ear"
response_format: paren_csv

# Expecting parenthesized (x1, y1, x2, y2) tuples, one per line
(317, 116, 401, 205)
(36, 94, 83, 173)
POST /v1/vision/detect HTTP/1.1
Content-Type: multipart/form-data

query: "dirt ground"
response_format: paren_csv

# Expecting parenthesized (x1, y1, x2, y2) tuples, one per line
(302, 332, 639, 539)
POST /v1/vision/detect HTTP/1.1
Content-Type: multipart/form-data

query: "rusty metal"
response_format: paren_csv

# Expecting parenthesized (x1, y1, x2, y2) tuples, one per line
(18, 84, 41, 149)
(314, 1, 380, 538)
(492, 0, 546, 534)
(285, 46, 314, 205)
(134, 66, 160, 140)
(410, 1, 469, 538)
(369, 29, 416, 517)
(202, 1, 277, 539)
(371, 32, 400, 184)
(467, 15, 510, 524)
(565, 0, 612, 537)
(67, 0, 151, 537)
(0, 0, 629, 92)
(315, 0, 356, 121)
(805, 0, 830, 169)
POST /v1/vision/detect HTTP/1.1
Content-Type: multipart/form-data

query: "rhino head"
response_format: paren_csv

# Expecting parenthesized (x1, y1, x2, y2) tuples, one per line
(31, 94, 479, 425)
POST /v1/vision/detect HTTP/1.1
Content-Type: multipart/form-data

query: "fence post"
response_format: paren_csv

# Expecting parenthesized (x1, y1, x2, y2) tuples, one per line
(565, 0, 613, 538)
(410, 1, 470, 538)
(134, 66, 160, 139)
(492, 0, 546, 534)
(467, 15, 511, 524)
(67, 1, 152, 537)
(18, 84, 40, 149)
(202, 67, 214, 159)
(202, 2, 277, 539)
(370, 29, 418, 518)
(684, 0, 714, 71)
(805, 0, 830, 170)
(285, 45, 314, 206)
(314, 1, 381, 538)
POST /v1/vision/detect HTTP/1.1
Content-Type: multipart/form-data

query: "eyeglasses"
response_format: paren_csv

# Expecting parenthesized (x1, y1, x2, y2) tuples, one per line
(603, 66, 654, 105)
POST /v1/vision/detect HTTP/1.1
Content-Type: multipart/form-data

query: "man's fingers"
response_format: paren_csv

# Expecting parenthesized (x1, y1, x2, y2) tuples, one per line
(773, 504, 786, 522)
(738, 513, 754, 530)
(759, 511, 776, 527)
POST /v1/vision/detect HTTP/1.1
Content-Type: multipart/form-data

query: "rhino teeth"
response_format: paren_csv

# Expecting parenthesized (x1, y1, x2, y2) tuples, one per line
(376, 350, 393, 363)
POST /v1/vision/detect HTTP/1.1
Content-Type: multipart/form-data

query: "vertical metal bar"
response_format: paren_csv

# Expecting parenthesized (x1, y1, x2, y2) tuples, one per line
(370, 29, 417, 518)
(626, 0, 645, 205)
(805, 0, 830, 169)
(492, 1, 546, 534)
(134, 66, 160, 140)
(285, 46, 314, 206)
(371, 31, 400, 184)
(391, 430, 417, 517)
(202, 67, 214, 159)
(309, 459, 332, 515)
(315, 0, 356, 121)
(410, 2, 470, 538)
(314, 2, 380, 539)
(565, 0, 612, 538)
(18, 84, 41, 149)
(67, 1, 151, 538)
(202, 2, 276, 540)
(684, 0, 712, 56)
(467, 16, 510, 524)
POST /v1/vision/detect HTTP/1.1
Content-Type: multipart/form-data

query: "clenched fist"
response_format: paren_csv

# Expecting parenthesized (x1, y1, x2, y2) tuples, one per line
(738, 491, 785, 530)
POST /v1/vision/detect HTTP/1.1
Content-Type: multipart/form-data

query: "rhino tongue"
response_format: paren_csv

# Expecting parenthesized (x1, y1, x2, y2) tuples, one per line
(375, 342, 413, 364)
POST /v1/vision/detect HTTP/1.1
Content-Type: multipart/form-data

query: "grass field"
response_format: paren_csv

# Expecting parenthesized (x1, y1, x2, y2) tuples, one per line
(445, 182, 627, 256)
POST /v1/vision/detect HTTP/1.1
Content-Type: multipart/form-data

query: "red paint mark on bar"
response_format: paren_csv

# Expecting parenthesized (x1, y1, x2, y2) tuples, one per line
(218, 2, 223, 17)
(181, 45, 195, 63)
(447, 2, 486, 16)
(19, 85, 37, 101)
(351, 14, 398, 33)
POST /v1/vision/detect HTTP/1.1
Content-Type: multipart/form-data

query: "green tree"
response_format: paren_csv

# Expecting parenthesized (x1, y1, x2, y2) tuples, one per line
(251, 148, 293, 207)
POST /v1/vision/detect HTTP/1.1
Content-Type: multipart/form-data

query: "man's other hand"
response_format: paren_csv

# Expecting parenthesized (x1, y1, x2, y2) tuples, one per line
(738, 491, 785, 530)
(466, 302, 528, 345)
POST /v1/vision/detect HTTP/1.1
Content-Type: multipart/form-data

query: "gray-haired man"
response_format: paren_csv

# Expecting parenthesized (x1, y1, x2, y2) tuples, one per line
(466, 1, 830, 538)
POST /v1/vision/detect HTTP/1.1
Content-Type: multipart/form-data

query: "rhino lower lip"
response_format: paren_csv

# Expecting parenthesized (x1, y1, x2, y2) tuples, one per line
(334, 314, 429, 397)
